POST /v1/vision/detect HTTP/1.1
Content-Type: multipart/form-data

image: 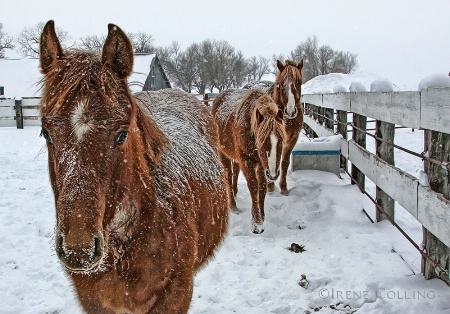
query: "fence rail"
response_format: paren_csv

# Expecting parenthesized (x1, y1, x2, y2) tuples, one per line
(0, 97, 41, 128)
(302, 87, 450, 284)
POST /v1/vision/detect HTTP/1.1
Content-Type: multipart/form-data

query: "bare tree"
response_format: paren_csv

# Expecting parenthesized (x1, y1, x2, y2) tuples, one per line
(317, 45, 335, 75)
(193, 39, 215, 94)
(289, 35, 358, 82)
(157, 41, 197, 93)
(17, 22, 70, 57)
(247, 55, 270, 82)
(79, 35, 105, 52)
(0, 22, 14, 58)
(270, 54, 285, 75)
(213, 40, 236, 92)
(159, 39, 268, 93)
(331, 51, 358, 74)
(232, 51, 248, 88)
(128, 32, 154, 53)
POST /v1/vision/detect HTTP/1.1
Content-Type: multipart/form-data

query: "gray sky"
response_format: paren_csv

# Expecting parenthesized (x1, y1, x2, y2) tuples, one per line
(2, 0, 449, 90)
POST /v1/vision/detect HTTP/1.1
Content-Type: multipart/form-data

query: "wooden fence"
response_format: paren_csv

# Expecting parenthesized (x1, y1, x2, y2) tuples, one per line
(0, 97, 41, 128)
(302, 87, 450, 284)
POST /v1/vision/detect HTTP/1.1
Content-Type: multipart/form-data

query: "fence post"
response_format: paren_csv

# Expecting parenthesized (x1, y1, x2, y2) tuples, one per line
(318, 106, 324, 126)
(375, 120, 395, 221)
(337, 110, 348, 171)
(422, 129, 450, 280)
(0, 86, 4, 96)
(15, 98, 23, 129)
(324, 108, 334, 131)
(351, 113, 366, 191)
(310, 104, 315, 121)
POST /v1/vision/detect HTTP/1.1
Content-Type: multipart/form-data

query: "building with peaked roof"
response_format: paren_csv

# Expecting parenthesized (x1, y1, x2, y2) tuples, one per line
(129, 53, 171, 93)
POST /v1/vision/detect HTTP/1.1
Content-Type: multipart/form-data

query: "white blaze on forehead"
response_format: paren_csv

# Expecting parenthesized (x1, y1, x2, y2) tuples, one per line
(71, 101, 93, 142)
(287, 85, 296, 116)
(268, 132, 278, 177)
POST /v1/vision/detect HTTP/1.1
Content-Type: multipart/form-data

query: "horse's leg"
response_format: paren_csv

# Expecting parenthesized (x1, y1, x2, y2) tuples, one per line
(239, 157, 264, 233)
(231, 160, 240, 197)
(255, 163, 267, 233)
(219, 153, 238, 212)
(279, 136, 298, 195)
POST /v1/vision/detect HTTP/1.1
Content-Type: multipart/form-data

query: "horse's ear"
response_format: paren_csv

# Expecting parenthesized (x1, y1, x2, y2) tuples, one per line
(40, 20, 64, 74)
(102, 24, 134, 79)
(276, 60, 285, 72)
(297, 59, 304, 71)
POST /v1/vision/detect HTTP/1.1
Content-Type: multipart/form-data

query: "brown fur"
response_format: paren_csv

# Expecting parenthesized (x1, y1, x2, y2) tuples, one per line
(268, 59, 304, 195)
(39, 21, 228, 314)
(212, 89, 284, 234)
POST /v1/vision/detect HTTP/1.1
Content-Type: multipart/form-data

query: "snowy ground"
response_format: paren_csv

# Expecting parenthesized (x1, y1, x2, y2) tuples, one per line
(1, 126, 450, 314)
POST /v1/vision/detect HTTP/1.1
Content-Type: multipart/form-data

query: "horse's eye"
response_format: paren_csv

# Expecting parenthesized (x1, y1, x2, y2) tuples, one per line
(41, 129, 53, 144)
(114, 130, 128, 146)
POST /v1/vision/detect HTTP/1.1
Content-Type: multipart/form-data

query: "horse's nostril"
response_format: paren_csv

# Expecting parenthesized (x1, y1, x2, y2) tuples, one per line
(284, 107, 298, 119)
(93, 235, 102, 260)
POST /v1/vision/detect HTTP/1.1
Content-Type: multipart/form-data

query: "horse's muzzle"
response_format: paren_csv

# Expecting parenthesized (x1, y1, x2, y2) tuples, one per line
(284, 107, 298, 119)
(265, 169, 280, 182)
(56, 232, 104, 272)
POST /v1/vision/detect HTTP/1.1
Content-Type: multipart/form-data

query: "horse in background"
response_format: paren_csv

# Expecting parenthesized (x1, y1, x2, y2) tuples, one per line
(39, 20, 228, 313)
(212, 89, 284, 234)
(267, 60, 304, 195)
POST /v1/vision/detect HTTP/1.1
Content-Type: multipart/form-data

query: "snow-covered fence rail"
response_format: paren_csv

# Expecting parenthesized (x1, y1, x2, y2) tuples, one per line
(302, 87, 450, 284)
(0, 97, 41, 128)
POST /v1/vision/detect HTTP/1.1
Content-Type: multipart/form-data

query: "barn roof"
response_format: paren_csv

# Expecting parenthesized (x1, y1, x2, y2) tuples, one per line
(0, 53, 167, 98)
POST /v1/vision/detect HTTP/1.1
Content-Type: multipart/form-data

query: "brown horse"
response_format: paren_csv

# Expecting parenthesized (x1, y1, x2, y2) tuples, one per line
(39, 21, 228, 314)
(212, 89, 284, 234)
(267, 60, 304, 195)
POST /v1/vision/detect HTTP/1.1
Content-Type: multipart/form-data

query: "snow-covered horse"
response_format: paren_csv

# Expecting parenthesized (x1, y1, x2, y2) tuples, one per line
(39, 20, 228, 313)
(267, 60, 304, 195)
(212, 89, 284, 233)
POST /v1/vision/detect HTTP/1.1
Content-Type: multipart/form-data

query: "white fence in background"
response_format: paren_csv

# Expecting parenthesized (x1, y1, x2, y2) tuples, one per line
(0, 97, 41, 128)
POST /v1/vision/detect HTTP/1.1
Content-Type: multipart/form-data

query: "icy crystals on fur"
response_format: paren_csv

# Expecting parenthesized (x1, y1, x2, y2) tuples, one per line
(135, 90, 224, 216)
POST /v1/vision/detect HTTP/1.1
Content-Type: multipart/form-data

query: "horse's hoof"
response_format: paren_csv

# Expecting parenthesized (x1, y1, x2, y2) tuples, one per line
(251, 222, 265, 234)
(280, 188, 290, 196)
(267, 182, 275, 193)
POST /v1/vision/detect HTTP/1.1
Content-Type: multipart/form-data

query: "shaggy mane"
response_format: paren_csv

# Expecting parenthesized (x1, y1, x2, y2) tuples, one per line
(40, 51, 131, 116)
